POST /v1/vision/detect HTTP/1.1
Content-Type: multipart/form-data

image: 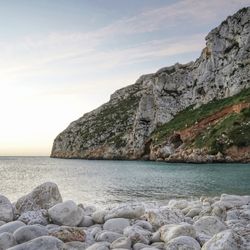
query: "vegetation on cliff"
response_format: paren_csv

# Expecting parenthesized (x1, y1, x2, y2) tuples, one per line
(151, 87, 250, 157)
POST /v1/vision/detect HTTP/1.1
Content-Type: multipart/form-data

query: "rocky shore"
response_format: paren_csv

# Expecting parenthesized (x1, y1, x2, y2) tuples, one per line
(0, 182, 249, 249)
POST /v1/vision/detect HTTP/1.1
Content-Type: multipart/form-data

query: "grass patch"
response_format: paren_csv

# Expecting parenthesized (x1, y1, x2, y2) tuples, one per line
(152, 87, 250, 143)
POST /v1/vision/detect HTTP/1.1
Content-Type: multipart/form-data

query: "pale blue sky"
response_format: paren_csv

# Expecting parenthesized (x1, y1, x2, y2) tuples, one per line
(0, 0, 249, 155)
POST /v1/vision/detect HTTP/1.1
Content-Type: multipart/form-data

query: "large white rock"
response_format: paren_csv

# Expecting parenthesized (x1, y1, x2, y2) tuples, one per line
(48, 200, 84, 226)
(104, 205, 145, 221)
(201, 229, 244, 250)
(13, 225, 49, 244)
(15, 182, 62, 214)
(0, 195, 13, 223)
(145, 208, 185, 229)
(0, 221, 25, 234)
(0, 232, 17, 249)
(165, 236, 201, 250)
(160, 223, 196, 243)
(110, 236, 131, 249)
(8, 236, 64, 250)
(194, 216, 227, 236)
(103, 218, 130, 234)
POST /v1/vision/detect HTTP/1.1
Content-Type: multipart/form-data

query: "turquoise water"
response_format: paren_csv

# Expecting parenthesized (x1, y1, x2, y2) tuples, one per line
(0, 157, 249, 206)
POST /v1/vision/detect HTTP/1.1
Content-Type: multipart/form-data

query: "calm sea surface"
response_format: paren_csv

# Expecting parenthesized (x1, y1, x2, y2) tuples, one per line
(0, 157, 249, 207)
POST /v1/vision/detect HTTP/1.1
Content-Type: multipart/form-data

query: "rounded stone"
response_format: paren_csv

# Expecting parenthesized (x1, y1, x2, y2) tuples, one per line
(110, 237, 131, 249)
(103, 218, 130, 234)
(0, 221, 25, 234)
(48, 200, 84, 226)
(95, 231, 122, 243)
(201, 229, 244, 250)
(0, 232, 17, 249)
(86, 242, 110, 250)
(18, 209, 49, 225)
(160, 223, 196, 243)
(78, 216, 94, 227)
(0, 195, 14, 223)
(194, 216, 227, 236)
(13, 225, 49, 244)
(165, 236, 201, 250)
(7, 236, 64, 250)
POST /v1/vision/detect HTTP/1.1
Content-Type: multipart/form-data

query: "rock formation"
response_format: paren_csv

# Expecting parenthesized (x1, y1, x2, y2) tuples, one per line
(51, 7, 250, 162)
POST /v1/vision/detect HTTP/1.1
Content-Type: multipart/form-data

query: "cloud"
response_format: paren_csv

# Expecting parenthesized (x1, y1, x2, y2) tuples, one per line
(93, 0, 250, 36)
(0, 0, 249, 80)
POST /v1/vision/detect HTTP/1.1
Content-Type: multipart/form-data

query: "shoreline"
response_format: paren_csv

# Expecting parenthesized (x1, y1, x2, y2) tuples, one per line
(0, 182, 249, 249)
(50, 155, 250, 164)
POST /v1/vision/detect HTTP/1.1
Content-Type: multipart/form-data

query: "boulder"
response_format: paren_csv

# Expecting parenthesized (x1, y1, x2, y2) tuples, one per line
(18, 209, 49, 225)
(7, 236, 64, 250)
(165, 236, 201, 250)
(13, 225, 49, 244)
(160, 223, 196, 243)
(145, 208, 185, 229)
(15, 182, 62, 214)
(0, 232, 17, 249)
(48, 200, 84, 226)
(49, 226, 86, 242)
(123, 225, 152, 244)
(95, 231, 122, 243)
(0, 222, 5, 227)
(201, 229, 244, 250)
(103, 218, 130, 234)
(110, 236, 131, 249)
(0, 195, 14, 222)
(104, 205, 145, 221)
(194, 216, 227, 236)
(0, 221, 25, 234)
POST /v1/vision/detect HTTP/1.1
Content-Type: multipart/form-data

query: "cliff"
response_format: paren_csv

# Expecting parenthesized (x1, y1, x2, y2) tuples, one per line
(51, 7, 250, 162)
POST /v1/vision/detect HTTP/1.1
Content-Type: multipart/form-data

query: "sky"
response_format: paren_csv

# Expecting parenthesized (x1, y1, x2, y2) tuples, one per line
(0, 0, 249, 156)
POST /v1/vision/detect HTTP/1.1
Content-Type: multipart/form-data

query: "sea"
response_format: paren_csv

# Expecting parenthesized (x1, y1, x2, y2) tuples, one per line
(0, 156, 249, 208)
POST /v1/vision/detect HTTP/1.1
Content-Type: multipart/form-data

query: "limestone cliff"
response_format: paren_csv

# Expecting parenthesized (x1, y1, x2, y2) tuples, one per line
(51, 7, 250, 161)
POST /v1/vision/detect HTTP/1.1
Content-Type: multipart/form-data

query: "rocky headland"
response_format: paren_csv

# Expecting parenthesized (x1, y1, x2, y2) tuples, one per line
(0, 182, 249, 249)
(51, 7, 250, 163)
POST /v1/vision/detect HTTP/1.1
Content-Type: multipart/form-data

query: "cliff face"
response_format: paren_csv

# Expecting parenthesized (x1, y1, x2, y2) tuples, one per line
(51, 7, 250, 161)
